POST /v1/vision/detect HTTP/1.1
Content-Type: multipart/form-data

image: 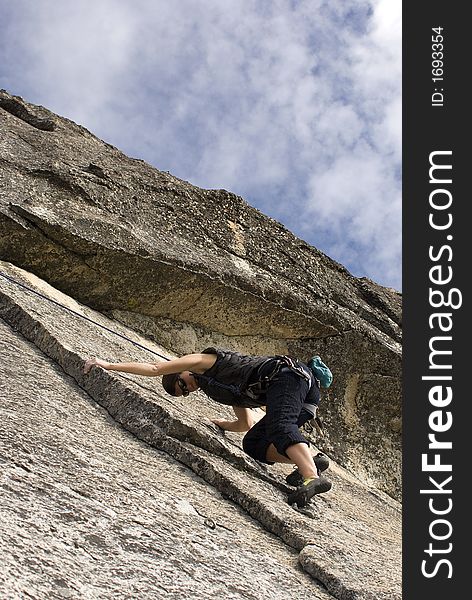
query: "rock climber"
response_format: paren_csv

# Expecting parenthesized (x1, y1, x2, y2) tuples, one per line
(83, 347, 331, 507)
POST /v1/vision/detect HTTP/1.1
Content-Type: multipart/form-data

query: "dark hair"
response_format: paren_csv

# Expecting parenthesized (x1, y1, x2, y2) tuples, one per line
(161, 373, 180, 396)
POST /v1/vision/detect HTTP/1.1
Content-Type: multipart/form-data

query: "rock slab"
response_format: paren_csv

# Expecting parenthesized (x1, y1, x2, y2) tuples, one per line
(1, 261, 401, 599)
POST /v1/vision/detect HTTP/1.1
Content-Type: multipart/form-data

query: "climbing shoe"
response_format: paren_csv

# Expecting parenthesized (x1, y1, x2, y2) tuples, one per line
(287, 476, 332, 508)
(285, 453, 330, 487)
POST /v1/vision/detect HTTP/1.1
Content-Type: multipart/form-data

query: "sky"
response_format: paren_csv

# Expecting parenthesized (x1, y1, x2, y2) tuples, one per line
(0, 0, 402, 291)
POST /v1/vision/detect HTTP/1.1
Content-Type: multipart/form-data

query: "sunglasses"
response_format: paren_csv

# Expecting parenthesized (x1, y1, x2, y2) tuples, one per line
(177, 376, 189, 397)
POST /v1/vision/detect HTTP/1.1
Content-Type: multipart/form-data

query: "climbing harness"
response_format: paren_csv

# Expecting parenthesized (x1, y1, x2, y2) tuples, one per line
(245, 355, 312, 400)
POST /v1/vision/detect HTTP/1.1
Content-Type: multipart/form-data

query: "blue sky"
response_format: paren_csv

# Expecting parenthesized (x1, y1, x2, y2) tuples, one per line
(0, 0, 401, 291)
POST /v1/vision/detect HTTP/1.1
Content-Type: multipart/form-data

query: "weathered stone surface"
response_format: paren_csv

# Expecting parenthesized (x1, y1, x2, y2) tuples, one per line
(0, 323, 331, 600)
(0, 90, 402, 500)
(1, 261, 401, 599)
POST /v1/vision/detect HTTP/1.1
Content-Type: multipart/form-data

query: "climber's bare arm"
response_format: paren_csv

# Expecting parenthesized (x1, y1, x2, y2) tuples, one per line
(83, 353, 217, 376)
(211, 406, 255, 432)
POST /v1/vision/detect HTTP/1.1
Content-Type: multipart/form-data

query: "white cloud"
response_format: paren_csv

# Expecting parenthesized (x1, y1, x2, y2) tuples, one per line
(0, 0, 401, 290)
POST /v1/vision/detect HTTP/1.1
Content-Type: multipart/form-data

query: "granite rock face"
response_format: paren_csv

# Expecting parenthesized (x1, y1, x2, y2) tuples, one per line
(0, 90, 402, 500)
(0, 261, 401, 599)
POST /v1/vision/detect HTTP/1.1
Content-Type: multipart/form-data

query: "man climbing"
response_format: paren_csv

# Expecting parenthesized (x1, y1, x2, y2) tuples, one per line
(83, 346, 332, 507)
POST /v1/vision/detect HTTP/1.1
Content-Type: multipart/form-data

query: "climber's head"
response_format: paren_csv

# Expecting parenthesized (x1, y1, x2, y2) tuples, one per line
(162, 371, 199, 397)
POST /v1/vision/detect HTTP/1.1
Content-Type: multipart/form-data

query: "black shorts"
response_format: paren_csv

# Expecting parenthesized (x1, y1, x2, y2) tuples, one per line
(242, 367, 317, 463)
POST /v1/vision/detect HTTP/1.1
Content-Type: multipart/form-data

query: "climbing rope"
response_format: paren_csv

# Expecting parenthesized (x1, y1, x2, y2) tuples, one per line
(0, 270, 170, 361)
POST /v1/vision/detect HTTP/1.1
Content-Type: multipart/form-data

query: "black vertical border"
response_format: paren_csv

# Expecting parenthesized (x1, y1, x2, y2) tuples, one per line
(403, 3, 467, 598)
